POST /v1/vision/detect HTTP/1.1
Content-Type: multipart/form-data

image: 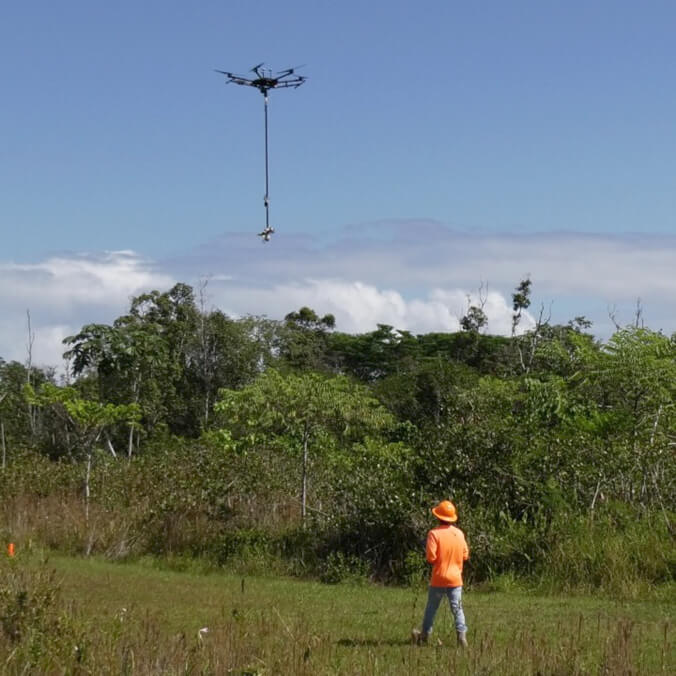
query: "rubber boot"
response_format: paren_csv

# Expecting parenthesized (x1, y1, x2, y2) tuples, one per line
(411, 629, 428, 646)
(457, 631, 468, 648)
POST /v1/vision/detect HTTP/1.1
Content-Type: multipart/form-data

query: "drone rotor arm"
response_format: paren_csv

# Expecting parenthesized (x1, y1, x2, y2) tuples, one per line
(272, 77, 306, 89)
(215, 70, 257, 87)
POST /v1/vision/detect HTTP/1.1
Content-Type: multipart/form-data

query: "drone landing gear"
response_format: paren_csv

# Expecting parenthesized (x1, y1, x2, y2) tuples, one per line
(258, 226, 275, 242)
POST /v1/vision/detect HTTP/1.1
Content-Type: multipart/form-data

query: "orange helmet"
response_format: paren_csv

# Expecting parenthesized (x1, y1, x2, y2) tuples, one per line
(431, 500, 458, 523)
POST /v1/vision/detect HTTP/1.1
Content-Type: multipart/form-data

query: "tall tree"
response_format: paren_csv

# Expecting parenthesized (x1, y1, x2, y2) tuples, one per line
(64, 283, 199, 442)
(278, 306, 336, 372)
(0, 359, 53, 454)
(186, 311, 275, 429)
(511, 277, 532, 336)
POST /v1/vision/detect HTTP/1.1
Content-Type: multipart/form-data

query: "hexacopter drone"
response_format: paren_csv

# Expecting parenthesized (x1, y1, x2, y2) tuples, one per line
(215, 63, 306, 241)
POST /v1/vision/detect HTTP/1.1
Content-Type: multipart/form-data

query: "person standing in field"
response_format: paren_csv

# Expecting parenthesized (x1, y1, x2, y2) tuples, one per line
(412, 500, 469, 648)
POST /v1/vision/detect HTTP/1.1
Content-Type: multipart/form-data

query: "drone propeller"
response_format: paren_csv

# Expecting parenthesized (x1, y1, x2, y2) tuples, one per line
(277, 64, 305, 76)
(250, 62, 265, 73)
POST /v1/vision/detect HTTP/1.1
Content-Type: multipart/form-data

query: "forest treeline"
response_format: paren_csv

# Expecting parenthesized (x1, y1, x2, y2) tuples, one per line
(0, 281, 674, 592)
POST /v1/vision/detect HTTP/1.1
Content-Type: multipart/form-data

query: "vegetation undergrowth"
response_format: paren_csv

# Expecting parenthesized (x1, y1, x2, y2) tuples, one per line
(4, 452, 674, 594)
(1, 443, 673, 596)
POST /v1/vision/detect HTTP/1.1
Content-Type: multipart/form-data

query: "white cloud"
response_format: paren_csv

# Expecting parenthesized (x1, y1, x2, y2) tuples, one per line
(0, 251, 175, 367)
(180, 224, 676, 333)
(1, 251, 174, 311)
(2, 224, 676, 369)
(175, 223, 676, 301)
(208, 279, 533, 336)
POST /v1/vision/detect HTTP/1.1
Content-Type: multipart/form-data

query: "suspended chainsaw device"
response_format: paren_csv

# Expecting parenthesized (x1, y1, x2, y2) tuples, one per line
(215, 63, 306, 242)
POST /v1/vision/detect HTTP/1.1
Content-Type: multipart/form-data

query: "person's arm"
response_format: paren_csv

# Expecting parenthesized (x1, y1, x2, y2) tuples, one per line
(463, 536, 469, 561)
(426, 531, 438, 564)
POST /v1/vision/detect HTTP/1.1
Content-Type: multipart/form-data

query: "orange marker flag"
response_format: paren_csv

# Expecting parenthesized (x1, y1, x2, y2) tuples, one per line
(7, 543, 15, 557)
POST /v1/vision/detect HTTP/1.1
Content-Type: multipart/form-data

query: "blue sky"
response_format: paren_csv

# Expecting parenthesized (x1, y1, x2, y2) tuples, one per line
(2, 1, 675, 366)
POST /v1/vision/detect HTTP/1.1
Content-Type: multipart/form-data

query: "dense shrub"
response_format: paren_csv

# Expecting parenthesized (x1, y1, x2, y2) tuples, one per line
(1, 440, 673, 594)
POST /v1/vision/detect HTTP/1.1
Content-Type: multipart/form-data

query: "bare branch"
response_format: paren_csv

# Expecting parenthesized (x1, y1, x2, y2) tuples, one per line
(26, 309, 36, 436)
(607, 304, 621, 331)
(634, 297, 644, 328)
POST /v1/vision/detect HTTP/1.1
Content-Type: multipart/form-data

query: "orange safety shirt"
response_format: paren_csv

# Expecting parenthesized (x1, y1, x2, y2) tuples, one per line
(426, 524, 469, 587)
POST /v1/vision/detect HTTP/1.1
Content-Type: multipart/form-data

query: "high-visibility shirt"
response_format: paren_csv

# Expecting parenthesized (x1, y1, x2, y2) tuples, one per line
(426, 524, 469, 587)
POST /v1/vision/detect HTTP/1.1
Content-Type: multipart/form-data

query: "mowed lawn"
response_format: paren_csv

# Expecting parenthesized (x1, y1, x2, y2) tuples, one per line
(44, 555, 674, 675)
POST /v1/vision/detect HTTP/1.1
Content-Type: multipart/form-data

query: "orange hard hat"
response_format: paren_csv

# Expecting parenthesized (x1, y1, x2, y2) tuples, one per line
(431, 500, 458, 523)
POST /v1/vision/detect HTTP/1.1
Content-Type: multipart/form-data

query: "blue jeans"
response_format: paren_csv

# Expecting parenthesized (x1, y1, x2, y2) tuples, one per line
(422, 586, 467, 635)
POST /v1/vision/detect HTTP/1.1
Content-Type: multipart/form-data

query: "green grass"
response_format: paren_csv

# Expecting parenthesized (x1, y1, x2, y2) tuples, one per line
(2, 552, 674, 674)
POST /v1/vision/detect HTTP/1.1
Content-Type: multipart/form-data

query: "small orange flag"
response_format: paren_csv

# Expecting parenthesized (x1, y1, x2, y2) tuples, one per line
(7, 543, 15, 557)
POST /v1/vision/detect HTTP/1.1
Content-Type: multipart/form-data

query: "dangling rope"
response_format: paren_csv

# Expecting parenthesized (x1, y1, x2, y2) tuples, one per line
(263, 92, 271, 232)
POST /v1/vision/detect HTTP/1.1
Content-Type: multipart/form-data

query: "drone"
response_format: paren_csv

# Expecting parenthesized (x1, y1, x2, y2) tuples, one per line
(215, 64, 307, 242)
(215, 63, 306, 96)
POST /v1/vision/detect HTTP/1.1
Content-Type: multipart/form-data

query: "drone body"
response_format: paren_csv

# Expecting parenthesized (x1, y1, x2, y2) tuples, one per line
(216, 64, 306, 241)
(215, 63, 306, 97)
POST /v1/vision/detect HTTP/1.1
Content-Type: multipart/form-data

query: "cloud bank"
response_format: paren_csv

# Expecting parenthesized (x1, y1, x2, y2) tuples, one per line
(209, 280, 525, 336)
(2, 223, 675, 369)
(0, 251, 174, 367)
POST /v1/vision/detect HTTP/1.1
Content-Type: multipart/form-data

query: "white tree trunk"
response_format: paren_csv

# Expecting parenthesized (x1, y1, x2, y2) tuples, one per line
(85, 452, 92, 527)
(301, 426, 309, 524)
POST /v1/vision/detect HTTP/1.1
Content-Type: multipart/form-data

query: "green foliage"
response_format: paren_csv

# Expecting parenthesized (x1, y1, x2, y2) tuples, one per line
(539, 509, 675, 595)
(0, 557, 85, 671)
(214, 369, 401, 525)
(3, 282, 675, 593)
(279, 306, 336, 371)
(460, 304, 488, 333)
(24, 382, 140, 460)
(0, 359, 54, 452)
(511, 277, 532, 335)
(319, 551, 370, 584)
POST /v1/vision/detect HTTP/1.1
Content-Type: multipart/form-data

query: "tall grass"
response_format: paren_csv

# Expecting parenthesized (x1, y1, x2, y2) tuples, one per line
(534, 510, 674, 597)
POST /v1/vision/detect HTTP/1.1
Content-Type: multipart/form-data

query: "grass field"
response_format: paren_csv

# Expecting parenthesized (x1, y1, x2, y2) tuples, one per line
(2, 553, 674, 674)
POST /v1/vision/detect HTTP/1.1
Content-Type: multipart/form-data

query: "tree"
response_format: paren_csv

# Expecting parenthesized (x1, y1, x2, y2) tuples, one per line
(64, 283, 200, 442)
(278, 306, 336, 372)
(460, 305, 488, 333)
(568, 327, 676, 521)
(188, 310, 271, 429)
(417, 332, 511, 373)
(328, 325, 420, 381)
(64, 284, 277, 441)
(508, 278, 555, 374)
(24, 383, 140, 545)
(461, 284, 489, 334)
(0, 359, 53, 456)
(511, 277, 532, 336)
(214, 369, 395, 523)
(63, 320, 169, 453)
